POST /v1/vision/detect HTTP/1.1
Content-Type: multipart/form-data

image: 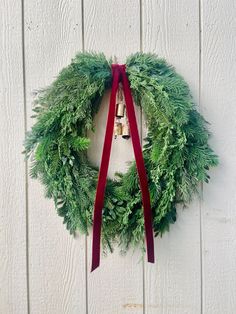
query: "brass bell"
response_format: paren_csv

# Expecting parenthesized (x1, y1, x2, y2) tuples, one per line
(122, 121, 130, 139)
(116, 102, 125, 118)
(116, 84, 125, 118)
(114, 120, 122, 138)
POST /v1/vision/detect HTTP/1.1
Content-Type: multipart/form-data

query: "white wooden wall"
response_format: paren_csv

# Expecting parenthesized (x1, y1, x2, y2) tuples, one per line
(1, 1, 236, 313)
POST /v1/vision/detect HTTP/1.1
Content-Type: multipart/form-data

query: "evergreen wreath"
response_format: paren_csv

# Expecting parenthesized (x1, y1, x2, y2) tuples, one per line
(24, 52, 218, 254)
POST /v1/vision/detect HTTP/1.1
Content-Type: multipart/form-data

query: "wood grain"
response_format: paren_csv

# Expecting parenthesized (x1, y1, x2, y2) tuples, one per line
(84, 1, 144, 313)
(0, 0, 28, 313)
(201, 1, 236, 313)
(142, 1, 201, 313)
(24, 1, 86, 313)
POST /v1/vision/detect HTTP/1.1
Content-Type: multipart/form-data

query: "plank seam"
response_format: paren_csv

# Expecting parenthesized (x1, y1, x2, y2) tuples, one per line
(21, 0, 30, 313)
(81, 1, 88, 312)
(81, 0, 85, 52)
(139, 1, 146, 313)
(199, 0, 204, 313)
(140, 0, 143, 53)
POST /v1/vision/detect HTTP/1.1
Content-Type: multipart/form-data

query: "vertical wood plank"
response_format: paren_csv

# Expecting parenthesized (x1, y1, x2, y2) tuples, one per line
(24, 1, 86, 313)
(201, 1, 236, 313)
(0, 0, 28, 313)
(84, 1, 144, 313)
(142, 1, 201, 313)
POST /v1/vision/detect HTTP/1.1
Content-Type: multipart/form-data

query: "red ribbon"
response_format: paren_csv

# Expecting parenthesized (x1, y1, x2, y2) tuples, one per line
(91, 64, 155, 272)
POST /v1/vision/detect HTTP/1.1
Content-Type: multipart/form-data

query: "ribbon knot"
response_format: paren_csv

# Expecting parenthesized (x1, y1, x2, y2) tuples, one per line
(91, 63, 155, 272)
(112, 63, 126, 78)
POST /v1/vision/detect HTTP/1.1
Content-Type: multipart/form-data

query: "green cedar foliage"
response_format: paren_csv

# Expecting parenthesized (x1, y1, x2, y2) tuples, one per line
(24, 52, 218, 254)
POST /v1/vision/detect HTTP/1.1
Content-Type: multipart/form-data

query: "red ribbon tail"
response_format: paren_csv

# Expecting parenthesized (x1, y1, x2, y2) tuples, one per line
(91, 65, 120, 272)
(120, 65, 155, 264)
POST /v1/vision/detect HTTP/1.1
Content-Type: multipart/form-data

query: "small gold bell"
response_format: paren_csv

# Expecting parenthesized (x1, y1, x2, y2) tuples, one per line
(122, 122, 130, 139)
(116, 102, 125, 118)
(116, 84, 125, 118)
(114, 121, 122, 138)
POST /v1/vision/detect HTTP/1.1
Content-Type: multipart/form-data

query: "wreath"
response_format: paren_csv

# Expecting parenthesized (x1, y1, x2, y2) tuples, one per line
(24, 52, 218, 261)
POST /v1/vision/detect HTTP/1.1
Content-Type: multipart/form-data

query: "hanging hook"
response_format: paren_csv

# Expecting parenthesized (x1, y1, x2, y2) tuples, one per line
(113, 55, 118, 64)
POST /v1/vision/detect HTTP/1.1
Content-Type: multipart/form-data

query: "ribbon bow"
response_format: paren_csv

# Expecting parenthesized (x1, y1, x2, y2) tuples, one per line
(91, 64, 155, 272)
